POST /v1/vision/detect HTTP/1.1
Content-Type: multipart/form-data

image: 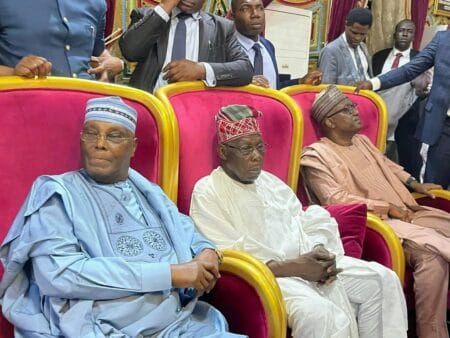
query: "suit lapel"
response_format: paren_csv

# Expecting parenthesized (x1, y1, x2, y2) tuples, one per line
(199, 12, 214, 61)
(360, 43, 373, 77)
(260, 37, 278, 74)
(338, 39, 355, 75)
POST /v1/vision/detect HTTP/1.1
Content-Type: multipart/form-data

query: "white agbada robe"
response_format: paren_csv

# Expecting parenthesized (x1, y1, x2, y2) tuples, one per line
(190, 167, 407, 338)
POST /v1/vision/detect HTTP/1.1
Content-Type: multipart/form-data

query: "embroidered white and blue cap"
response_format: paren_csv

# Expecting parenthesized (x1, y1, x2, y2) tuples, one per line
(85, 96, 138, 133)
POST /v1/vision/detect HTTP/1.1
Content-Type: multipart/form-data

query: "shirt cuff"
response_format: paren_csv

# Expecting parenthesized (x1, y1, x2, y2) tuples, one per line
(370, 77, 381, 91)
(193, 244, 215, 257)
(398, 171, 412, 183)
(141, 262, 172, 292)
(202, 63, 216, 87)
(154, 5, 170, 22)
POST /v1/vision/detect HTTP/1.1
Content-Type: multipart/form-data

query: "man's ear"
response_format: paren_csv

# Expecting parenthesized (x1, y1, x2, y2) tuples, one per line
(218, 144, 227, 160)
(131, 137, 138, 157)
(323, 118, 334, 129)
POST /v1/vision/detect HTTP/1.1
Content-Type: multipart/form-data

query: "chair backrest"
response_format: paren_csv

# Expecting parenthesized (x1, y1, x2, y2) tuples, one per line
(0, 76, 175, 244)
(281, 84, 388, 203)
(155, 81, 303, 214)
(282, 84, 388, 150)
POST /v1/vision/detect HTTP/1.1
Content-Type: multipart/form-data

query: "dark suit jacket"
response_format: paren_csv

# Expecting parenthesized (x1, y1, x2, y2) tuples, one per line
(119, 7, 253, 92)
(259, 36, 298, 89)
(372, 48, 419, 76)
(379, 31, 450, 145)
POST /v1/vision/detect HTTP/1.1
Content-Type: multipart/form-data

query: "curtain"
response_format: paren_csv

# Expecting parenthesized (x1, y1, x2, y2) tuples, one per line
(366, 0, 410, 54)
(411, 0, 429, 49)
(326, 0, 358, 43)
(105, 0, 116, 38)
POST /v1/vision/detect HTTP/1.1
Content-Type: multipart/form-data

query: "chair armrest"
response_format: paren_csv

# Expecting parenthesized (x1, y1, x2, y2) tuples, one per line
(203, 249, 287, 338)
(413, 189, 450, 213)
(362, 213, 405, 284)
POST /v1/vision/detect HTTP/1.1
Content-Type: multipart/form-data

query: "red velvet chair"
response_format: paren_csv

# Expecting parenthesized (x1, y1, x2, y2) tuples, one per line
(0, 77, 275, 338)
(282, 83, 450, 311)
(0, 76, 170, 338)
(282, 84, 414, 282)
(156, 81, 299, 337)
(155, 81, 406, 336)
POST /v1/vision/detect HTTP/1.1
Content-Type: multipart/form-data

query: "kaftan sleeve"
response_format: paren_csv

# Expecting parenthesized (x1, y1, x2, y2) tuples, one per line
(190, 189, 245, 250)
(28, 196, 173, 300)
(383, 155, 411, 183)
(298, 205, 345, 256)
(361, 134, 411, 184)
(301, 153, 390, 216)
(190, 180, 291, 263)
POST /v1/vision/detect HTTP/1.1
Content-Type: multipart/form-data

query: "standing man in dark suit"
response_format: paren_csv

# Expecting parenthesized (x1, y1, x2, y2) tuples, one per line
(319, 8, 373, 85)
(230, 0, 321, 89)
(356, 29, 450, 188)
(119, 0, 253, 93)
(372, 19, 430, 177)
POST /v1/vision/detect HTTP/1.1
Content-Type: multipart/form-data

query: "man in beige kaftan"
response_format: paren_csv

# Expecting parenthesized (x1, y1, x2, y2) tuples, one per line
(301, 85, 450, 338)
(190, 104, 407, 338)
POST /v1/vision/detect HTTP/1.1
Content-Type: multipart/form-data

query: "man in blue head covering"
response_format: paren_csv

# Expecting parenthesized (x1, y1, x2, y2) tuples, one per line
(0, 96, 244, 338)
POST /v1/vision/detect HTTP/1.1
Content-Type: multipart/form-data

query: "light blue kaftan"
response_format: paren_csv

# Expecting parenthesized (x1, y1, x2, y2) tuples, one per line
(0, 169, 244, 338)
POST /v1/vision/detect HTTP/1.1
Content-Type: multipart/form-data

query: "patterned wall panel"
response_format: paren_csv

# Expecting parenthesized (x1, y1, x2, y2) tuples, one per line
(428, 0, 450, 25)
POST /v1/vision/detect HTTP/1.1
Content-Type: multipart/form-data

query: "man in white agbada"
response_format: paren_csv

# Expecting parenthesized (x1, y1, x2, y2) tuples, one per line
(189, 104, 408, 338)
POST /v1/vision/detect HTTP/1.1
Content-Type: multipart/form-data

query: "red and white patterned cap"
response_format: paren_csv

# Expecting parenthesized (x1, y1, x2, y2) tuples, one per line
(216, 104, 262, 143)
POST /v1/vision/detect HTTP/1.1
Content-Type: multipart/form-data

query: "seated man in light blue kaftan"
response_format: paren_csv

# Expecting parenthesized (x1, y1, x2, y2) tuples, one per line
(0, 96, 245, 338)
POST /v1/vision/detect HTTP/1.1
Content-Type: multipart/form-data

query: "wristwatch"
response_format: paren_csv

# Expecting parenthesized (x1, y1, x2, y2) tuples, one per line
(405, 176, 417, 188)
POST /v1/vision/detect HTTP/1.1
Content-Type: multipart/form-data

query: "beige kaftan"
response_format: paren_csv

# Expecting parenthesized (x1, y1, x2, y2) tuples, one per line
(301, 134, 450, 337)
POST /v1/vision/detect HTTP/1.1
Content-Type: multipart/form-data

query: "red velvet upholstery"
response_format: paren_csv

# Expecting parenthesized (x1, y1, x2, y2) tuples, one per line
(284, 85, 450, 320)
(201, 272, 268, 337)
(0, 89, 159, 244)
(0, 80, 280, 338)
(156, 84, 300, 337)
(325, 204, 368, 259)
(289, 90, 381, 149)
(0, 83, 162, 338)
(361, 228, 394, 268)
(415, 196, 450, 213)
(285, 85, 397, 272)
(166, 88, 296, 214)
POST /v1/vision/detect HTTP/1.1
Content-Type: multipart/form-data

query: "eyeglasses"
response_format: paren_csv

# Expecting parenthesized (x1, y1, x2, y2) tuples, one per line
(80, 130, 133, 145)
(225, 143, 267, 156)
(328, 103, 358, 118)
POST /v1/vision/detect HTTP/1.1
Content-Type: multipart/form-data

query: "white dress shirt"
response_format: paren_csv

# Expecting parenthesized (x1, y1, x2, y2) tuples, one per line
(235, 32, 277, 89)
(342, 33, 370, 80)
(381, 47, 411, 75)
(153, 6, 215, 92)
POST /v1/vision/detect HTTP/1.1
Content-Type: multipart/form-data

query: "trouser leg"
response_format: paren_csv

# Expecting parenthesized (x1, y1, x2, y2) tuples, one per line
(341, 273, 383, 338)
(404, 240, 449, 338)
(424, 117, 450, 188)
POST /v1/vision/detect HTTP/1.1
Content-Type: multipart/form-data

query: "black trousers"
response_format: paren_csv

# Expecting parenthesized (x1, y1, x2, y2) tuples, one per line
(424, 116, 450, 189)
(395, 99, 424, 180)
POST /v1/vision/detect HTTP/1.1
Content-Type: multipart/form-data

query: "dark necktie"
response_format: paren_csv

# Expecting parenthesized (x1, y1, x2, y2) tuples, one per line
(171, 13, 192, 61)
(391, 52, 403, 69)
(252, 43, 263, 75)
(353, 47, 366, 81)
